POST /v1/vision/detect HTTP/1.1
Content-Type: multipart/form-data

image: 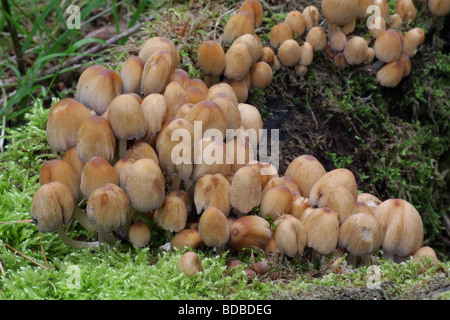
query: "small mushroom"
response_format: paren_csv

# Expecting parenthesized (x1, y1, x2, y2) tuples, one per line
(428, 0, 450, 16)
(164, 81, 190, 119)
(80, 156, 119, 200)
(224, 42, 253, 81)
(305, 26, 327, 51)
(278, 39, 302, 67)
(303, 207, 340, 257)
(239, 0, 264, 28)
(395, 0, 417, 21)
(374, 198, 424, 262)
(402, 27, 425, 58)
(223, 11, 255, 43)
(274, 215, 308, 260)
(269, 22, 293, 48)
(198, 207, 230, 255)
(171, 228, 203, 250)
(284, 10, 306, 37)
(230, 165, 262, 215)
(62, 146, 86, 179)
(228, 215, 272, 252)
(210, 92, 241, 130)
(194, 173, 231, 216)
(318, 185, 356, 224)
(128, 220, 151, 248)
(232, 34, 262, 65)
(46, 98, 93, 153)
(141, 50, 176, 96)
(75, 65, 123, 115)
(170, 69, 191, 90)
(284, 154, 326, 198)
(413, 246, 439, 267)
(138, 36, 180, 67)
(259, 185, 293, 220)
(374, 29, 402, 63)
(154, 193, 188, 237)
(178, 251, 203, 276)
(343, 36, 368, 65)
(125, 141, 159, 164)
(141, 93, 167, 140)
(113, 157, 136, 191)
(249, 61, 273, 89)
(322, 0, 359, 26)
(120, 56, 143, 94)
(302, 6, 320, 30)
(376, 60, 404, 87)
(39, 159, 80, 201)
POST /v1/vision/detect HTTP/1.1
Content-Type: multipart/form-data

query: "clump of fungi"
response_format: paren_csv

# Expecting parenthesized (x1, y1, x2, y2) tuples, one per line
(29, 0, 442, 276)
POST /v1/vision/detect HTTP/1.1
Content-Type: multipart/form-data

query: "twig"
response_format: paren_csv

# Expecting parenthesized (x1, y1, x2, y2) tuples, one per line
(4, 243, 50, 270)
(214, 8, 236, 42)
(0, 219, 33, 224)
(40, 239, 50, 270)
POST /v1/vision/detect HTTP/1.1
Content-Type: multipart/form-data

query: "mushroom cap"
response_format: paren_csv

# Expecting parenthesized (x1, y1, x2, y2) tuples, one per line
(76, 115, 116, 163)
(164, 81, 190, 119)
(284, 154, 326, 198)
(250, 61, 273, 89)
(402, 27, 425, 58)
(247, 161, 279, 190)
(113, 157, 136, 191)
(278, 39, 302, 67)
(225, 137, 256, 173)
(303, 207, 340, 254)
(230, 165, 262, 214)
(171, 228, 203, 250)
(170, 68, 191, 90)
(126, 158, 166, 212)
(302, 6, 320, 30)
(194, 173, 231, 216)
(338, 212, 383, 256)
(184, 100, 227, 138)
(75, 65, 123, 115)
(299, 42, 315, 66)
(343, 36, 368, 65)
(262, 176, 300, 195)
(62, 146, 86, 178)
(80, 156, 119, 200)
(155, 193, 188, 233)
(206, 83, 239, 105)
(191, 137, 231, 181)
(128, 221, 151, 248)
(239, 0, 264, 28)
(398, 54, 412, 77)
(290, 196, 311, 222)
(108, 94, 147, 141)
(178, 251, 203, 276)
(329, 30, 347, 52)
(224, 42, 253, 81)
(156, 118, 194, 181)
(186, 86, 205, 104)
(305, 26, 327, 51)
(141, 50, 176, 96)
(138, 36, 180, 67)
(309, 168, 358, 207)
(223, 11, 254, 43)
(30, 182, 75, 233)
(395, 0, 417, 21)
(274, 215, 308, 257)
(228, 215, 272, 251)
(319, 185, 356, 224)
(198, 207, 230, 248)
(428, 0, 450, 16)
(86, 183, 130, 232)
(120, 56, 143, 94)
(210, 92, 242, 130)
(374, 198, 424, 257)
(322, 0, 360, 26)
(125, 141, 159, 164)
(190, 78, 209, 97)
(269, 22, 293, 48)
(39, 159, 80, 201)
(374, 29, 402, 63)
(285, 10, 306, 36)
(141, 93, 167, 138)
(232, 34, 262, 65)
(259, 185, 293, 220)
(376, 60, 404, 88)
(238, 103, 263, 145)
(413, 246, 439, 266)
(46, 98, 93, 152)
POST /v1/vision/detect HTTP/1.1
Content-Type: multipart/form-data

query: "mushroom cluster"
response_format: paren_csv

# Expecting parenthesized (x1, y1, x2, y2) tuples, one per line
(29, 0, 441, 271)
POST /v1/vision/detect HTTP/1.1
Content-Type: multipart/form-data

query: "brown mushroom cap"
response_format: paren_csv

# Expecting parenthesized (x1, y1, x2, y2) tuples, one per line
(250, 61, 273, 89)
(374, 198, 424, 259)
(141, 50, 176, 96)
(39, 159, 80, 201)
(30, 181, 75, 233)
(170, 68, 191, 90)
(206, 83, 239, 105)
(376, 60, 404, 88)
(178, 251, 203, 276)
(284, 154, 326, 198)
(210, 92, 242, 130)
(75, 65, 123, 115)
(86, 183, 130, 232)
(259, 185, 293, 220)
(223, 11, 255, 43)
(239, 0, 264, 28)
(62, 146, 86, 179)
(46, 98, 93, 152)
(428, 0, 450, 16)
(402, 27, 425, 58)
(224, 42, 253, 81)
(305, 26, 327, 51)
(238, 103, 263, 145)
(194, 173, 231, 216)
(113, 157, 136, 191)
(232, 34, 262, 65)
(303, 6, 320, 30)
(319, 185, 356, 224)
(329, 30, 347, 52)
(80, 156, 119, 200)
(108, 94, 147, 141)
(171, 228, 203, 250)
(228, 215, 272, 251)
(128, 221, 151, 248)
(164, 81, 190, 119)
(303, 207, 340, 254)
(285, 10, 306, 36)
(322, 0, 359, 26)
(76, 115, 116, 163)
(184, 100, 227, 138)
(278, 39, 302, 67)
(138, 36, 180, 67)
(338, 212, 383, 256)
(125, 141, 159, 164)
(274, 215, 308, 257)
(395, 0, 417, 21)
(141, 93, 167, 139)
(413, 246, 439, 266)
(198, 207, 230, 248)
(120, 56, 143, 94)
(343, 36, 368, 65)
(230, 165, 262, 214)
(269, 22, 293, 48)
(374, 29, 402, 63)
(126, 159, 166, 213)
(155, 193, 188, 233)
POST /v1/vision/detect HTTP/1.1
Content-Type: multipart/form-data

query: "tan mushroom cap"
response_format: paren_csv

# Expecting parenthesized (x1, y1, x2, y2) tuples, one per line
(198, 207, 230, 248)
(126, 158, 166, 212)
(141, 93, 167, 138)
(338, 212, 383, 256)
(171, 228, 203, 250)
(30, 182, 75, 233)
(402, 27, 425, 58)
(224, 42, 253, 81)
(238, 103, 263, 145)
(285, 10, 306, 36)
(305, 26, 327, 51)
(303, 207, 340, 255)
(141, 50, 176, 96)
(374, 29, 402, 63)
(274, 214, 308, 257)
(184, 100, 227, 138)
(278, 39, 302, 67)
(376, 60, 404, 88)
(164, 81, 190, 119)
(113, 157, 136, 191)
(428, 0, 450, 16)
(194, 173, 231, 216)
(223, 11, 254, 43)
(239, 0, 264, 28)
(302, 6, 320, 30)
(343, 36, 368, 65)
(299, 42, 315, 66)
(76, 115, 116, 163)
(62, 146, 85, 179)
(191, 137, 230, 181)
(125, 141, 159, 164)
(210, 92, 242, 130)
(329, 30, 347, 52)
(395, 0, 417, 21)
(228, 215, 272, 251)
(108, 94, 147, 141)
(374, 198, 424, 259)
(250, 61, 273, 89)
(170, 68, 191, 90)
(155, 193, 188, 233)
(262, 176, 300, 195)
(138, 36, 180, 67)
(269, 22, 293, 48)
(319, 185, 357, 224)
(39, 159, 80, 201)
(120, 56, 143, 94)
(232, 34, 262, 65)
(413, 246, 439, 266)
(75, 64, 123, 115)
(284, 154, 326, 198)
(230, 165, 262, 214)
(80, 156, 119, 200)
(178, 251, 203, 276)
(86, 183, 130, 232)
(46, 98, 93, 152)
(128, 221, 151, 248)
(259, 185, 293, 220)
(322, 0, 360, 26)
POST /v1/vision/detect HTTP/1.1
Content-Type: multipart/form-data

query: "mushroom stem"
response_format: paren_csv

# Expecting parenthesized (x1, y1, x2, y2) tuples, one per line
(383, 251, 394, 262)
(57, 229, 99, 249)
(166, 230, 173, 242)
(216, 245, 225, 257)
(73, 206, 96, 233)
(123, 206, 138, 237)
(372, 60, 385, 71)
(347, 253, 357, 266)
(118, 139, 127, 159)
(171, 176, 181, 191)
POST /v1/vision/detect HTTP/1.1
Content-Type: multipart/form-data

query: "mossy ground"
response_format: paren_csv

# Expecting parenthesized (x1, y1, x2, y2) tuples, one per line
(0, 0, 449, 300)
